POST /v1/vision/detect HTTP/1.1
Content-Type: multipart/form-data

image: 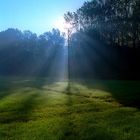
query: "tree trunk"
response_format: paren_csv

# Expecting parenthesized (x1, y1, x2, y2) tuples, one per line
(121, 32, 124, 47)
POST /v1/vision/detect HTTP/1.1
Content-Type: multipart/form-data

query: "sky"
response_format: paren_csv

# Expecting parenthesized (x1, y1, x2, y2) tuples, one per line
(0, 0, 86, 35)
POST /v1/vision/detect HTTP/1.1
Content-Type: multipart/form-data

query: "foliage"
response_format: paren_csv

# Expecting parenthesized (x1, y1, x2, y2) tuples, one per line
(64, 0, 140, 80)
(0, 28, 65, 76)
(64, 0, 140, 48)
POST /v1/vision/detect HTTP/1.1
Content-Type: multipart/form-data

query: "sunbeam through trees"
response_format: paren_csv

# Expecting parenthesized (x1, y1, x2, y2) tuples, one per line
(0, 0, 140, 140)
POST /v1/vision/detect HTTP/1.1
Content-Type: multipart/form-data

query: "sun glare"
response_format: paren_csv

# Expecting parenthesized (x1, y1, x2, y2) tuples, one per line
(53, 17, 71, 33)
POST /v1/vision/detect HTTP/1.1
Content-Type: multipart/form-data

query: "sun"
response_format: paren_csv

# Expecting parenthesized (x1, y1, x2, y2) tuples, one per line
(53, 17, 72, 33)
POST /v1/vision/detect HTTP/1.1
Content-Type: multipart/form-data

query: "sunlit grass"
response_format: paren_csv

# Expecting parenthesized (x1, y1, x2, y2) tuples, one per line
(0, 78, 140, 140)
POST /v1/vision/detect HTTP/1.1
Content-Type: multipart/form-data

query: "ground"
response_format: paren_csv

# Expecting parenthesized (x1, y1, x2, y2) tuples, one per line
(0, 77, 140, 140)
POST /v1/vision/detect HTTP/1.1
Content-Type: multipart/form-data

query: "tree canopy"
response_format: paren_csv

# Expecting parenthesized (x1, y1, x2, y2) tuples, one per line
(0, 0, 139, 80)
(0, 28, 65, 77)
(64, 0, 140, 48)
(64, 0, 140, 80)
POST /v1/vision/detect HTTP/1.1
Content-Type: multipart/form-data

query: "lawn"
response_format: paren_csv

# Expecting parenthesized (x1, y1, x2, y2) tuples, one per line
(0, 77, 140, 140)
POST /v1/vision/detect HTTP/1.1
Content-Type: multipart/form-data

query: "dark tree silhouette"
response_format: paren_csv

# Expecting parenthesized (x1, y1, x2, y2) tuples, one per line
(0, 28, 65, 77)
(64, 0, 140, 48)
(64, 0, 140, 80)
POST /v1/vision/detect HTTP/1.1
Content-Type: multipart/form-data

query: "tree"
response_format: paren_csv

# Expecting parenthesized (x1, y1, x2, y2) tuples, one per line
(64, 0, 140, 48)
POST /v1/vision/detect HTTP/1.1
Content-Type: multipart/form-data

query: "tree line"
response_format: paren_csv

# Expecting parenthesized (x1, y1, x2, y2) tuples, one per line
(0, 28, 65, 77)
(64, 0, 140, 80)
(65, 0, 140, 48)
(0, 0, 139, 80)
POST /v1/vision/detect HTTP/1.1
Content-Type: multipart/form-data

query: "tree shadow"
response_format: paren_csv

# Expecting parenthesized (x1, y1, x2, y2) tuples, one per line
(76, 80, 140, 109)
(0, 77, 55, 101)
(60, 82, 78, 140)
(61, 81, 118, 140)
(0, 79, 17, 100)
(0, 77, 56, 124)
(0, 90, 40, 123)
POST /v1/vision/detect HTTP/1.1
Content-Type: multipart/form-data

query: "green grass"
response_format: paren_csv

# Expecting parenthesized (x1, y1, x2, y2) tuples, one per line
(0, 78, 140, 140)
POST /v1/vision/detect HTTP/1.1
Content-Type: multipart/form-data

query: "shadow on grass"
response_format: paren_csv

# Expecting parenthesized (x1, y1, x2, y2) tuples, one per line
(77, 80, 140, 109)
(0, 77, 56, 124)
(0, 91, 40, 123)
(0, 79, 139, 139)
(61, 83, 78, 140)
(0, 80, 14, 100)
(61, 82, 118, 140)
(0, 77, 55, 100)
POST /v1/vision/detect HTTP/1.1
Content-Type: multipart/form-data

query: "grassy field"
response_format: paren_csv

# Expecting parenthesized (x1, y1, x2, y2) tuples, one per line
(0, 78, 140, 140)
